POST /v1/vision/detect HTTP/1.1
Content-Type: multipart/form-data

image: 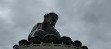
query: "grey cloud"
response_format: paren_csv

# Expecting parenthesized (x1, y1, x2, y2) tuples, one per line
(82, 0, 111, 49)
(0, 0, 111, 49)
(55, 0, 111, 49)
(11, 0, 45, 29)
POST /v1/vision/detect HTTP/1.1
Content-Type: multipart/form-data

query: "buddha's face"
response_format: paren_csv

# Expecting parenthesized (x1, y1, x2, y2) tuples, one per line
(44, 13, 58, 25)
(44, 14, 52, 24)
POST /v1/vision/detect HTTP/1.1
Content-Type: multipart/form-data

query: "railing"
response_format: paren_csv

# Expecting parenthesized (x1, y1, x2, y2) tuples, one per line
(16, 42, 81, 49)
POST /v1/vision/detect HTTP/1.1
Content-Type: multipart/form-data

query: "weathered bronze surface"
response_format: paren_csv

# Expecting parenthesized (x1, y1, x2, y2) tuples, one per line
(28, 12, 61, 40)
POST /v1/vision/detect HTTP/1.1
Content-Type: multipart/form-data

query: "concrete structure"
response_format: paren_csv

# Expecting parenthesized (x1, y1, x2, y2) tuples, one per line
(13, 43, 82, 49)
(13, 12, 88, 49)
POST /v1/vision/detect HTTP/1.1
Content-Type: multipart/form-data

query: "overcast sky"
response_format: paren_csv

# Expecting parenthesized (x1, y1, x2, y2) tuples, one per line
(0, 0, 111, 49)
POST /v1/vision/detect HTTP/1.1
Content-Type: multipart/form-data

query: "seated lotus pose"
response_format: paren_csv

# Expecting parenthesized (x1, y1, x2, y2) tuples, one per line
(28, 12, 61, 40)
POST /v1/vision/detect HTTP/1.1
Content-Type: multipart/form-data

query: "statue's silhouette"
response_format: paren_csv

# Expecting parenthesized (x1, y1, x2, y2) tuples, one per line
(13, 12, 88, 49)
(28, 12, 60, 41)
